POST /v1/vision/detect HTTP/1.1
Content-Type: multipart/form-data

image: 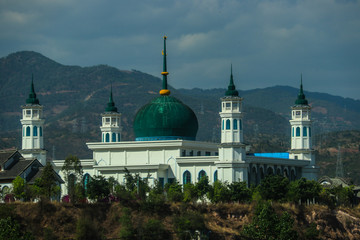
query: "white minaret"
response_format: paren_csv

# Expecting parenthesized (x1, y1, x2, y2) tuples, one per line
(217, 66, 248, 183)
(20, 76, 46, 164)
(100, 86, 122, 143)
(289, 76, 318, 180)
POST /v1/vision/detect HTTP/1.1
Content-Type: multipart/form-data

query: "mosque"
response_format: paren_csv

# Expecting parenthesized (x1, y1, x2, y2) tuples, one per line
(17, 36, 318, 195)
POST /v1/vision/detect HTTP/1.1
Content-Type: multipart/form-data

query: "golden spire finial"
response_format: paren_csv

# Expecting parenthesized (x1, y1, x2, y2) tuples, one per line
(160, 35, 170, 95)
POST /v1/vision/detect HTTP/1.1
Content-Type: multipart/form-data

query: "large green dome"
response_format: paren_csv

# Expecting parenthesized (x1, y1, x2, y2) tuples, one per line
(133, 95, 198, 141)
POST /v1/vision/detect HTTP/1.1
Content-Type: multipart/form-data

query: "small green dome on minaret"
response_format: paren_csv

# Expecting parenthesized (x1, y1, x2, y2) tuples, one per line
(26, 75, 40, 105)
(225, 65, 239, 97)
(105, 85, 118, 112)
(295, 74, 308, 105)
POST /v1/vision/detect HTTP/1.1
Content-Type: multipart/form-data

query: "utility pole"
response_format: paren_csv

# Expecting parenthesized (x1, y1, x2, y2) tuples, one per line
(336, 145, 344, 178)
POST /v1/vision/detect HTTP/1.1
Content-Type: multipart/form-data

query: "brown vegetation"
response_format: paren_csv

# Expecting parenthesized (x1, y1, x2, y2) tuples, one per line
(1, 201, 359, 240)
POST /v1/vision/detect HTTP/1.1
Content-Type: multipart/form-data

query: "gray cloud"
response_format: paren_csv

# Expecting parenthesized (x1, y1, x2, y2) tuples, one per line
(0, 0, 359, 99)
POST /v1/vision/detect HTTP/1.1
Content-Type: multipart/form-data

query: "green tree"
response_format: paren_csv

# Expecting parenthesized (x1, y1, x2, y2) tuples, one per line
(329, 185, 355, 207)
(242, 202, 298, 240)
(114, 184, 133, 203)
(165, 181, 183, 202)
(287, 178, 322, 204)
(12, 176, 26, 200)
(108, 176, 119, 195)
(142, 181, 168, 213)
(123, 168, 150, 200)
(141, 219, 172, 240)
(86, 175, 110, 201)
(0, 217, 34, 240)
(119, 207, 135, 240)
(33, 162, 60, 200)
(61, 155, 84, 203)
(195, 176, 210, 200)
(229, 181, 251, 202)
(183, 183, 198, 203)
(174, 211, 207, 240)
(259, 175, 290, 201)
(207, 181, 231, 203)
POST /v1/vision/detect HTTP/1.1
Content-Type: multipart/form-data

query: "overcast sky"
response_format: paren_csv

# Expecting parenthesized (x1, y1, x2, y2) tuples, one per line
(1, 0, 359, 99)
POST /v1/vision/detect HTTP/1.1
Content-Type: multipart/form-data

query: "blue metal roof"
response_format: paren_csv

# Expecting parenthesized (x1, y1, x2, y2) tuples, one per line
(249, 152, 289, 159)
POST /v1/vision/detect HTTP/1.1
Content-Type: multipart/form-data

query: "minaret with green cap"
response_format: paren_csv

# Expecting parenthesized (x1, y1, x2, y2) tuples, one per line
(220, 65, 243, 143)
(100, 85, 122, 143)
(294, 74, 308, 105)
(20, 75, 46, 165)
(289, 75, 317, 180)
(217, 65, 248, 183)
(105, 85, 118, 112)
(26, 74, 40, 105)
(225, 65, 239, 97)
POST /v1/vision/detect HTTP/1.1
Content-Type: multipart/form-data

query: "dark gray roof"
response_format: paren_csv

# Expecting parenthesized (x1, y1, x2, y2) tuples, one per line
(0, 150, 64, 185)
(0, 159, 35, 180)
(0, 150, 18, 165)
(27, 167, 64, 184)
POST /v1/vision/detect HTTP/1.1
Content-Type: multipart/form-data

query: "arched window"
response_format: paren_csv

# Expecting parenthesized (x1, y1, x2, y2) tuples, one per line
(26, 126, 30, 136)
(39, 127, 42, 136)
(214, 170, 218, 182)
(33, 126, 38, 136)
(2, 186, 10, 195)
(239, 119, 242, 130)
(233, 119, 238, 130)
(83, 174, 90, 191)
(267, 167, 274, 175)
(198, 170, 206, 180)
(296, 127, 300, 137)
(183, 171, 191, 185)
(112, 133, 116, 142)
(226, 119, 230, 130)
(105, 133, 110, 142)
(222, 120, 224, 130)
(22, 127, 24, 136)
(303, 127, 307, 137)
(290, 169, 296, 181)
(292, 127, 294, 137)
(309, 127, 311, 137)
(118, 133, 121, 142)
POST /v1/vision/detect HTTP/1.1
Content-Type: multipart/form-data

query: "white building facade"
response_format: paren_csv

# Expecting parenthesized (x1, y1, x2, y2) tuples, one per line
(21, 37, 316, 196)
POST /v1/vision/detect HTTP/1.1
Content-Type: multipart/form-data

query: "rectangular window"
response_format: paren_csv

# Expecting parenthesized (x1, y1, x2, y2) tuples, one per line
(181, 150, 186, 156)
(197, 151, 201, 156)
(303, 127, 307, 137)
(205, 151, 211, 156)
(26, 110, 31, 116)
(225, 103, 231, 110)
(233, 103, 238, 109)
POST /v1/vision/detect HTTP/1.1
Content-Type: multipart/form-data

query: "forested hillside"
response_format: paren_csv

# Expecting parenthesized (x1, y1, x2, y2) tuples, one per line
(0, 51, 359, 182)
